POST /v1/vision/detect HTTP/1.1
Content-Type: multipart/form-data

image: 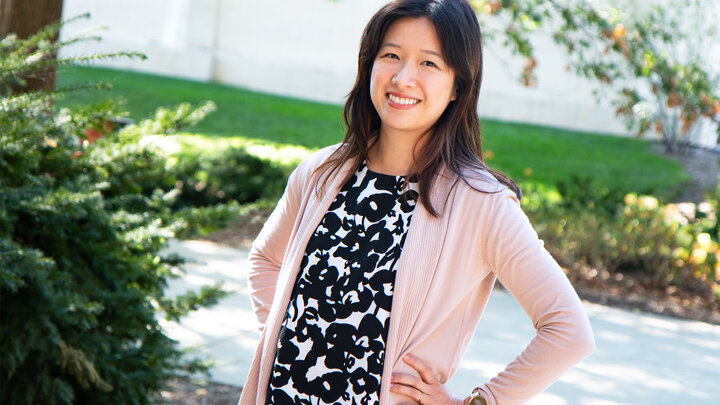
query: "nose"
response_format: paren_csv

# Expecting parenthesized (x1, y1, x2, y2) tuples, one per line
(391, 62, 417, 87)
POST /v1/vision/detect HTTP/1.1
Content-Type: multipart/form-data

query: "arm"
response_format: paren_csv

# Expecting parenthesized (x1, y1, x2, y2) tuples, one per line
(476, 191, 595, 404)
(246, 161, 307, 333)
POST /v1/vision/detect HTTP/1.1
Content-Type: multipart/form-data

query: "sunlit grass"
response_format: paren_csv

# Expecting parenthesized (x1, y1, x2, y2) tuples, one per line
(154, 134, 312, 169)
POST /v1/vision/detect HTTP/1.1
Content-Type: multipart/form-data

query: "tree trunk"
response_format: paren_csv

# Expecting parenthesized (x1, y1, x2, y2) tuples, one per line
(0, 0, 64, 92)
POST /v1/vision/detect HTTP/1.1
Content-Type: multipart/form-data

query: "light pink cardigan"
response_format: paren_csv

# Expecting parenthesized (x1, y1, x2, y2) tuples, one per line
(239, 145, 594, 405)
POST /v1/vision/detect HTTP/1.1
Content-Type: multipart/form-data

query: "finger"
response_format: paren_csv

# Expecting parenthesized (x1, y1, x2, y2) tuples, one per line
(391, 372, 426, 391)
(389, 382, 426, 403)
(403, 354, 437, 384)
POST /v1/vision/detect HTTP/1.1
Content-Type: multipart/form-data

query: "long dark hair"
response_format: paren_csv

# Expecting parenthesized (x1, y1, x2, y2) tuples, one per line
(316, 0, 521, 216)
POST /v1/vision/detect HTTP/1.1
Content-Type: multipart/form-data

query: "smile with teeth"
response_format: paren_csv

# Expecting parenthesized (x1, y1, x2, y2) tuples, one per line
(388, 93, 420, 105)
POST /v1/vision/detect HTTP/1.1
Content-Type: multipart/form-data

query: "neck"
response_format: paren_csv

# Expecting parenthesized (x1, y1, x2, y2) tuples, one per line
(367, 128, 427, 176)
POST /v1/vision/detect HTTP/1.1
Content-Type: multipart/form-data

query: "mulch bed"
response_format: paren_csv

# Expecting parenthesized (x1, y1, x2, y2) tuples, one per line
(568, 266, 720, 325)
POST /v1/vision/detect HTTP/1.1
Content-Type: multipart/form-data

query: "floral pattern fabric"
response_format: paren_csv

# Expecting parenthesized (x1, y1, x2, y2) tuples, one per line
(266, 162, 418, 405)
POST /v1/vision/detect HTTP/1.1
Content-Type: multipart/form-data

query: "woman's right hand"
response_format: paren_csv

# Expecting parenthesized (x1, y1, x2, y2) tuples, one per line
(389, 354, 466, 404)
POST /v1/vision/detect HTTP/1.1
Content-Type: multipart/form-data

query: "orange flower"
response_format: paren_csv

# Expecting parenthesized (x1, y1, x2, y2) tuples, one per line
(44, 136, 58, 148)
(613, 23, 626, 40)
(488, 1, 502, 14)
(478, 1, 501, 14)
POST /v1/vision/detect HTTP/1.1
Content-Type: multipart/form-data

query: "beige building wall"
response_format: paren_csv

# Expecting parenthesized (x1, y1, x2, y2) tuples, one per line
(59, 0, 719, 146)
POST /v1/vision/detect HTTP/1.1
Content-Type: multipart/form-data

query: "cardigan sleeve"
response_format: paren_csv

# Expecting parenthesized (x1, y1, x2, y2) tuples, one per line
(475, 190, 595, 405)
(246, 159, 308, 333)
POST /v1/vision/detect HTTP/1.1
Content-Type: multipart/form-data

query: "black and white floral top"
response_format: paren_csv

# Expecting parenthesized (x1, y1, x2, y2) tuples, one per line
(265, 161, 419, 405)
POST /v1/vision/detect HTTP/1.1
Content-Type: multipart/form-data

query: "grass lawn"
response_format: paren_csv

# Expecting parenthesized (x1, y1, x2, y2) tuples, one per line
(57, 65, 690, 199)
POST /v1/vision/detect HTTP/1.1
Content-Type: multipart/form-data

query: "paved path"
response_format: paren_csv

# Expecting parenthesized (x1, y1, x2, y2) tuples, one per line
(161, 239, 720, 405)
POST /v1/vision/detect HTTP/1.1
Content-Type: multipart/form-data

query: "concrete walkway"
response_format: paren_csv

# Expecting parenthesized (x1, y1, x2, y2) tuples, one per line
(161, 239, 720, 405)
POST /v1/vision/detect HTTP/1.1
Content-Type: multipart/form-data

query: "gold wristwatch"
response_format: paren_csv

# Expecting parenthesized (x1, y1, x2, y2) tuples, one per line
(468, 391, 487, 405)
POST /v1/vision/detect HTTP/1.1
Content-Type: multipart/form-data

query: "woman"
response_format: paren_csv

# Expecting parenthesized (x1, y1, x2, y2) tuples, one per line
(239, 0, 594, 404)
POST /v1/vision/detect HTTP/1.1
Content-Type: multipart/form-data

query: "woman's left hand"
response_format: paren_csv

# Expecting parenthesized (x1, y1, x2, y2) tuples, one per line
(389, 354, 465, 404)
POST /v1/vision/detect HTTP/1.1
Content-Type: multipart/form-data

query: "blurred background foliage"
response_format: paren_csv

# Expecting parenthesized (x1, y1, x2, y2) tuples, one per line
(471, 0, 720, 152)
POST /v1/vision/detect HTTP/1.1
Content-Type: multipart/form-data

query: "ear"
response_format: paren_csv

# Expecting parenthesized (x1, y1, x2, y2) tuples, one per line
(451, 87, 458, 101)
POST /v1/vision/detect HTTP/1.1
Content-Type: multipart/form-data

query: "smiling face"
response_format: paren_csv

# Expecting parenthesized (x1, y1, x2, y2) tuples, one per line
(370, 17, 456, 144)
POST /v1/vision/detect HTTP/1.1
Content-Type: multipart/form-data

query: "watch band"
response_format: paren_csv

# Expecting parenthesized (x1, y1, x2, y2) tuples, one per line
(468, 391, 488, 405)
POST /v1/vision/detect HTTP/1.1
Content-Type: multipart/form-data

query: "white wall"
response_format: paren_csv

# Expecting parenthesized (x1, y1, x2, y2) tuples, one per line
(211, 0, 386, 103)
(60, 0, 219, 81)
(59, 0, 719, 145)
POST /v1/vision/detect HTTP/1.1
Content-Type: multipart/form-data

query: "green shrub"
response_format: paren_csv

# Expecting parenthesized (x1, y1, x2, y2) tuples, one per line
(525, 189, 720, 300)
(171, 199, 277, 239)
(170, 146, 286, 209)
(0, 22, 229, 404)
(555, 174, 628, 215)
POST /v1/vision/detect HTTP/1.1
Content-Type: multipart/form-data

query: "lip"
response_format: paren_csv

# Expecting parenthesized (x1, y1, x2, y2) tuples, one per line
(386, 91, 421, 110)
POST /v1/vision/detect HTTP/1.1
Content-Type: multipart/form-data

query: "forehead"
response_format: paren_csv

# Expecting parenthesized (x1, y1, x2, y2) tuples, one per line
(381, 17, 443, 55)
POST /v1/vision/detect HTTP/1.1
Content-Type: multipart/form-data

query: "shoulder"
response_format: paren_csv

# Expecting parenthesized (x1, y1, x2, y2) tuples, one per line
(296, 143, 343, 172)
(305, 143, 343, 168)
(450, 166, 520, 205)
(445, 168, 535, 253)
(289, 143, 344, 184)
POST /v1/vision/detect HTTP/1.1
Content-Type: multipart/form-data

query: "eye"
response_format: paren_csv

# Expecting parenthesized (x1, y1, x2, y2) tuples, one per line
(381, 52, 399, 60)
(422, 60, 439, 68)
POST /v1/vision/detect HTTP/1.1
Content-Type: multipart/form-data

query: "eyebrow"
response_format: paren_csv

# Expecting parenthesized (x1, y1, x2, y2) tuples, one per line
(381, 42, 443, 58)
